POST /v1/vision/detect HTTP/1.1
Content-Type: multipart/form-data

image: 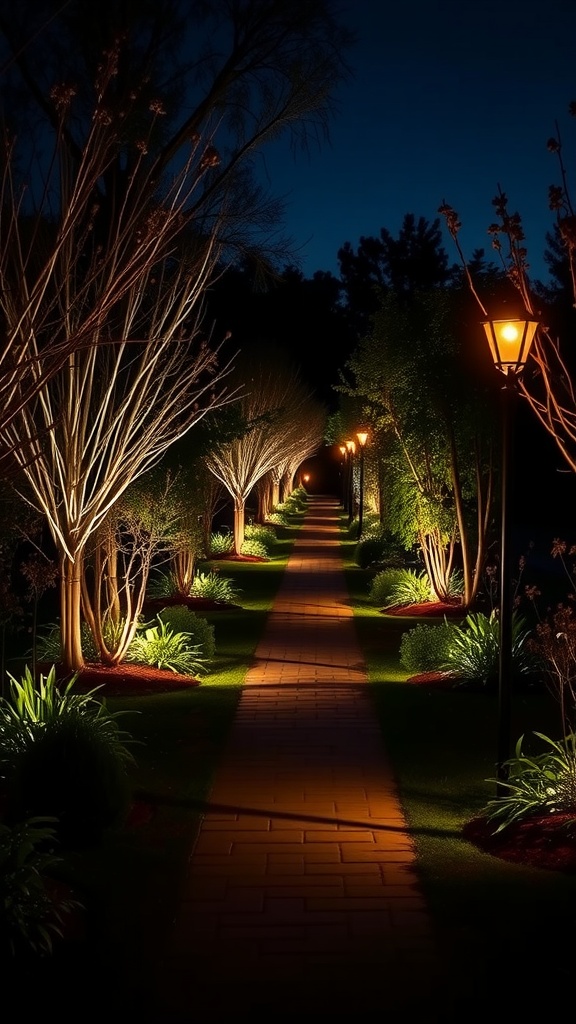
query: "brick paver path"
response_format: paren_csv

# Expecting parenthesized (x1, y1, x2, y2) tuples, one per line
(157, 496, 447, 1020)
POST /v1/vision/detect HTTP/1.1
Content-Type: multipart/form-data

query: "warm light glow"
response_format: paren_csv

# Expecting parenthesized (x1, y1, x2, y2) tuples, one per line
(345, 439, 356, 454)
(339, 444, 346, 456)
(303, 473, 310, 483)
(482, 318, 539, 375)
(356, 430, 369, 447)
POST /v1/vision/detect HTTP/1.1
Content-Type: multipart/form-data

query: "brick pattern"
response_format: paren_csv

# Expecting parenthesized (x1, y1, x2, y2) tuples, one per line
(157, 497, 446, 1019)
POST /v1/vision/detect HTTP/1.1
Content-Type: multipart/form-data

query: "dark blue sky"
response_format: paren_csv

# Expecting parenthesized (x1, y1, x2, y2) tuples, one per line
(259, 0, 576, 283)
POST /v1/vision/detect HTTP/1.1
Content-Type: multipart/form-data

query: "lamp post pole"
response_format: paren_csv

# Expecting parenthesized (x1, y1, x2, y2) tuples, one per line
(345, 440, 355, 525)
(339, 445, 348, 514)
(482, 316, 538, 796)
(497, 375, 515, 796)
(356, 431, 369, 538)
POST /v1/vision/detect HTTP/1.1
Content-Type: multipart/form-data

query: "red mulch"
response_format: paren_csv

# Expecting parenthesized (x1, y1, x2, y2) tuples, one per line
(383, 600, 465, 617)
(50, 661, 201, 698)
(464, 811, 576, 874)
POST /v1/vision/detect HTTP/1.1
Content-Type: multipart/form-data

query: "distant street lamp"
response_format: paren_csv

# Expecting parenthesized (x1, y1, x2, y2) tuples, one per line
(482, 316, 539, 796)
(302, 473, 310, 489)
(356, 430, 369, 538)
(345, 440, 356, 525)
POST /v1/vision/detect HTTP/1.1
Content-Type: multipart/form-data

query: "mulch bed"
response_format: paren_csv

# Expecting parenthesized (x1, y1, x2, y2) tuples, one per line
(46, 661, 201, 698)
(383, 600, 465, 617)
(464, 811, 576, 874)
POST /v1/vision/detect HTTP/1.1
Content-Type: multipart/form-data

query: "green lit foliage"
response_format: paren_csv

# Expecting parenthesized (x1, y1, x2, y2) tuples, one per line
(240, 538, 269, 559)
(208, 531, 234, 557)
(444, 610, 536, 688)
(157, 606, 216, 662)
(482, 732, 576, 833)
(339, 286, 497, 608)
(126, 616, 208, 676)
(369, 567, 434, 608)
(0, 667, 136, 844)
(244, 523, 278, 552)
(399, 620, 458, 674)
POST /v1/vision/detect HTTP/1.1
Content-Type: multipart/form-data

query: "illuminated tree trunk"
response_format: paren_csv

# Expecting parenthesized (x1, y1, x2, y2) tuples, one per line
(233, 500, 246, 554)
(60, 553, 85, 672)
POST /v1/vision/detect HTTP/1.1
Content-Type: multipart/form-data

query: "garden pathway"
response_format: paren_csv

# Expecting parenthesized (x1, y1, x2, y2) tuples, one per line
(154, 495, 450, 1021)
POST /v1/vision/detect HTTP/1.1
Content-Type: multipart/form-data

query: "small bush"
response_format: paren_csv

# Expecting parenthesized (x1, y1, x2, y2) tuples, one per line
(127, 615, 208, 676)
(354, 536, 388, 569)
(208, 531, 234, 557)
(399, 620, 458, 674)
(444, 610, 537, 688)
(244, 523, 277, 552)
(0, 666, 137, 846)
(157, 605, 216, 661)
(482, 731, 576, 833)
(266, 511, 291, 528)
(240, 538, 269, 559)
(369, 568, 434, 608)
(190, 570, 240, 604)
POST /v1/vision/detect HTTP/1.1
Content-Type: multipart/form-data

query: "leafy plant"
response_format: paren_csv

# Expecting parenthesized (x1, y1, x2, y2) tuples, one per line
(482, 731, 576, 833)
(369, 567, 434, 608)
(399, 620, 458, 674)
(0, 816, 80, 956)
(126, 615, 208, 676)
(240, 538, 269, 559)
(444, 610, 536, 687)
(0, 666, 137, 845)
(190, 570, 240, 604)
(266, 511, 291, 527)
(244, 523, 277, 552)
(157, 605, 216, 661)
(208, 530, 234, 557)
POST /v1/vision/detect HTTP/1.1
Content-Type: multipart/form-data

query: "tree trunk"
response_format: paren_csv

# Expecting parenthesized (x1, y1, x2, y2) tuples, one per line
(60, 552, 85, 672)
(233, 500, 246, 554)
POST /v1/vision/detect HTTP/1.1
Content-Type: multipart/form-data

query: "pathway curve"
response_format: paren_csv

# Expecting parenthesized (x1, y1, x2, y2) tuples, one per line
(157, 496, 448, 1020)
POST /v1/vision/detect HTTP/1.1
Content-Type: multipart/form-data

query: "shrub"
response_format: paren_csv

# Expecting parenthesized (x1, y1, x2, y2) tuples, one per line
(0, 666, 137, 846)
(126, 615, 208, 676)
(266, 511, 291, 528)
(244, 523, 277, 552)
(482, 731, 576, 833)
(157, 605, 216, 661)
(208, 530, 234, 557)
(0, 816, 81, 956)
(240, 538, 269, 559)
(189, 570, 240, 604)
(399, 620, 458, 674)
(354, 536, 388, 569)
(369, 568, 434, 608)
(444, 610, 536, 688)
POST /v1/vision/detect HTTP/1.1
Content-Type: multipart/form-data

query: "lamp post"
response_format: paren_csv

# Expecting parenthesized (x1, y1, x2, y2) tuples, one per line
(345, 440, 355, 525)
(482, 316, 539, 796)
(356, 430, 369, 538)
(339, 445, 348, 513)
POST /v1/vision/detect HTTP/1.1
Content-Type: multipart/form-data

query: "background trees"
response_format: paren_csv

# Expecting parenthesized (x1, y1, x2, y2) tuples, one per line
(0, 1, 352, 670)
(205, 346, 326, 552)
(341, 287, 498, 607)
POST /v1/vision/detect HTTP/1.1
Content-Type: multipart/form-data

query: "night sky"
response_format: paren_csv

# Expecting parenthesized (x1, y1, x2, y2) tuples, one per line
(259, 0, 576, 283)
